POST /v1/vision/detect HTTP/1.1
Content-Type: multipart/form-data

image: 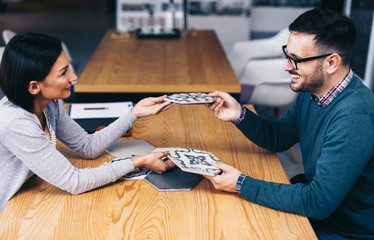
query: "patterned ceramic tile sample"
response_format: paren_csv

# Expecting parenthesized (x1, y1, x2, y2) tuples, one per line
(164, 93, 216, 104)
(168, 147, 222, 176)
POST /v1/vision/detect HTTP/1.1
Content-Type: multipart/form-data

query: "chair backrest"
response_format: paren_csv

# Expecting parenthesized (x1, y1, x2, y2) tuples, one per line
(0, 46, 5, 99)
(229, 29, 296, 107)
(229, 28, 289, 78)
(0, 46, 4, 59)
(61, 42, 73, 64)
(2, 29, 16, 44)
(240, 58, 297, 107)
(249, 80, 297, 107)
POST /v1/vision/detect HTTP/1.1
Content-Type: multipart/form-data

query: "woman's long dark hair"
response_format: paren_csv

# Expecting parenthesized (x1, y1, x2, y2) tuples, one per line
(0, 32, 62, 112)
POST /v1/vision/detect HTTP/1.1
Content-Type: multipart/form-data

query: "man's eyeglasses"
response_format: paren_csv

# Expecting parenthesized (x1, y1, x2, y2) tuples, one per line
(282, 45, 332, 70)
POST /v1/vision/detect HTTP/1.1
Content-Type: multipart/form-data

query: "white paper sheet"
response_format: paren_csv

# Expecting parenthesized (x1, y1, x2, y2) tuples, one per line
(69, 102, 133, 119)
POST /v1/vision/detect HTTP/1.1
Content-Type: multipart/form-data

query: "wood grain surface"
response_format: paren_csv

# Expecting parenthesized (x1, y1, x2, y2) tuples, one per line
(0, 105, 316, 240)
(75, 30, 241, 94)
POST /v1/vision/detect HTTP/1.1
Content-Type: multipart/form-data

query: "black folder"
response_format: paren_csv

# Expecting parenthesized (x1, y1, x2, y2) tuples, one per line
(145, 167, 203, 191)
(74, 118, 117, 133)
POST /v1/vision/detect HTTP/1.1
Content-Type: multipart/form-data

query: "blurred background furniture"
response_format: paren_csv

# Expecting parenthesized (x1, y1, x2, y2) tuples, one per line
(0, 45, 4, 99)
(229, 28, 296, 111)
(238, 58, 296, 110)
(0, 46, 4, 61)
(229, 28, 288, 78)
(2, 29, 15, 44)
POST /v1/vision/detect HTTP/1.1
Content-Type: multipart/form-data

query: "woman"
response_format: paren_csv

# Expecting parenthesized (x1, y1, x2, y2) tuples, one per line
(0, 32, 175, 213)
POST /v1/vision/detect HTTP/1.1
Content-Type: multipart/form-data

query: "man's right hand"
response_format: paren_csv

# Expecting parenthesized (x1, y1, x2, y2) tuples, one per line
(205, 91, 242, 122)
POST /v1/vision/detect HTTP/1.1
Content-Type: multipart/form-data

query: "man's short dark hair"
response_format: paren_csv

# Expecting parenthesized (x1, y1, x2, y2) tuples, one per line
(0, 32, 62, 112)
(289, 8, 357, 66)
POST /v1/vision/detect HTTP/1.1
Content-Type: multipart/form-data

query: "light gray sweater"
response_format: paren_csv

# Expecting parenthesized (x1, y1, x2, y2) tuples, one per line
(0, 97, 137, 213)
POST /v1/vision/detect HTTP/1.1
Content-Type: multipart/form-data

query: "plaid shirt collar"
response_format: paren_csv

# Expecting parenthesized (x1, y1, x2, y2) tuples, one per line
(311, 69, 353, 107)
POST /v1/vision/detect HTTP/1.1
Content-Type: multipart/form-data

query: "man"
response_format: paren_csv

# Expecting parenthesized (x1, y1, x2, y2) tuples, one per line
(205, 8, 374, 240)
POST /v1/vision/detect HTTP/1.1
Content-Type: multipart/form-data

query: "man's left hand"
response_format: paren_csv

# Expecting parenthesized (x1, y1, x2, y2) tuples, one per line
(204, 160, 242, 193)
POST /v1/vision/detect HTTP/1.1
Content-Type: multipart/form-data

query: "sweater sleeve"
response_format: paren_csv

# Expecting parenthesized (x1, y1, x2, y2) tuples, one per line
(1, 102, 138, 195)
(55, 100, 137, 159)
(238, 112, 374, 220)
(234, 104, 299, 153)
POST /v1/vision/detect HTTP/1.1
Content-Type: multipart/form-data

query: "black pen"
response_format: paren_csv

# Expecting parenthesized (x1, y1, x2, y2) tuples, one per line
(83, 107, 109, 110)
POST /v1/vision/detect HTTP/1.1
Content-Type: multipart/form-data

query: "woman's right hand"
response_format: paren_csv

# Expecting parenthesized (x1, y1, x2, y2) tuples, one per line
(131, 95, 175, 119)
(131, 151, 176, 174)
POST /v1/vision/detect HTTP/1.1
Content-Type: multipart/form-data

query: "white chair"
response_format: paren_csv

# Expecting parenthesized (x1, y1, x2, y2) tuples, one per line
(239, 58, 297, 107)
(229, 28, 297, 108)
(2, 29, 77, 74)
(229, 28, 296, 107)
(0, 46, 4, 58)
(2, 29, 16, 44)
(0, 46, 5, 99)
(229, 28, 290, 79)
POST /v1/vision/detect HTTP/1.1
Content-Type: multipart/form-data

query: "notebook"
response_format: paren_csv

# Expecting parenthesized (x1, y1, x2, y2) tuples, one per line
(106, 140, 156, 158)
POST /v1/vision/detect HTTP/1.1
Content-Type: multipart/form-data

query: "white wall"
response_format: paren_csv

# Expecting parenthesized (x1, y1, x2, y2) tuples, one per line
(187, 7, 313, 60)
(344, 0, 374, 91)
(189, 15, 251, 56)
(363, 8, 374, 91)
(250, 7, 311, 32)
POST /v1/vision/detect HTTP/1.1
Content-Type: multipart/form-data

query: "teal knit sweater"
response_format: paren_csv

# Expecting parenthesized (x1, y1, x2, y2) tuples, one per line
(236, 74, 374, 239)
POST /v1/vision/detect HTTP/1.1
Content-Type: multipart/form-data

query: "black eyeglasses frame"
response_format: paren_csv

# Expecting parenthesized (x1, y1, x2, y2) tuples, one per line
(282, 45, 333, 70)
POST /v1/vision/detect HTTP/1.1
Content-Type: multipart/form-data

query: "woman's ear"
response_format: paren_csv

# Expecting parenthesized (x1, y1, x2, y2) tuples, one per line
(28, 81, 40, 95)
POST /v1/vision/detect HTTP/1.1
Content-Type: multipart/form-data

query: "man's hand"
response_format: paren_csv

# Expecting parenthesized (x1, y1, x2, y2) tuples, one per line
(205, 91, 241, 122)
(204, 160, 242, 193)
(131, 95, 175, 119)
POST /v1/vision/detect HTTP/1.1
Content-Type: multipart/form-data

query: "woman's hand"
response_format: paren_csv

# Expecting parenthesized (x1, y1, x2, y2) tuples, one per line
(131, 151, 176, 174)
(205, 91, 242, 122)
(204, 160, 242, 193)
(131, 95, 175, 119)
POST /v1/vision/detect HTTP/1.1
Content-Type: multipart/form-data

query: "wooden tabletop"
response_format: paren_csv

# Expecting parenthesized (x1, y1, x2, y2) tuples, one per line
(0, 105, 316, 239)
(74, 29, 241, 101)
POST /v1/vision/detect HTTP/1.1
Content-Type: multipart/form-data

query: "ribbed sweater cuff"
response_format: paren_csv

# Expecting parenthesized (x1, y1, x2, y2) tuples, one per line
(239, 176, 260, 203)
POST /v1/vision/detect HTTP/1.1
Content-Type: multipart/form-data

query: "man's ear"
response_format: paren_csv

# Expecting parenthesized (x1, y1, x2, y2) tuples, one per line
(28, 81, 40, 95)
(325, 53, 341, 74)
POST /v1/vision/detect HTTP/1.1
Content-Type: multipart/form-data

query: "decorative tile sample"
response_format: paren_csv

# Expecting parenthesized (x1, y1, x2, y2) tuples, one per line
(168, 147, 222, 176)
(164, 93, 216, 104)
